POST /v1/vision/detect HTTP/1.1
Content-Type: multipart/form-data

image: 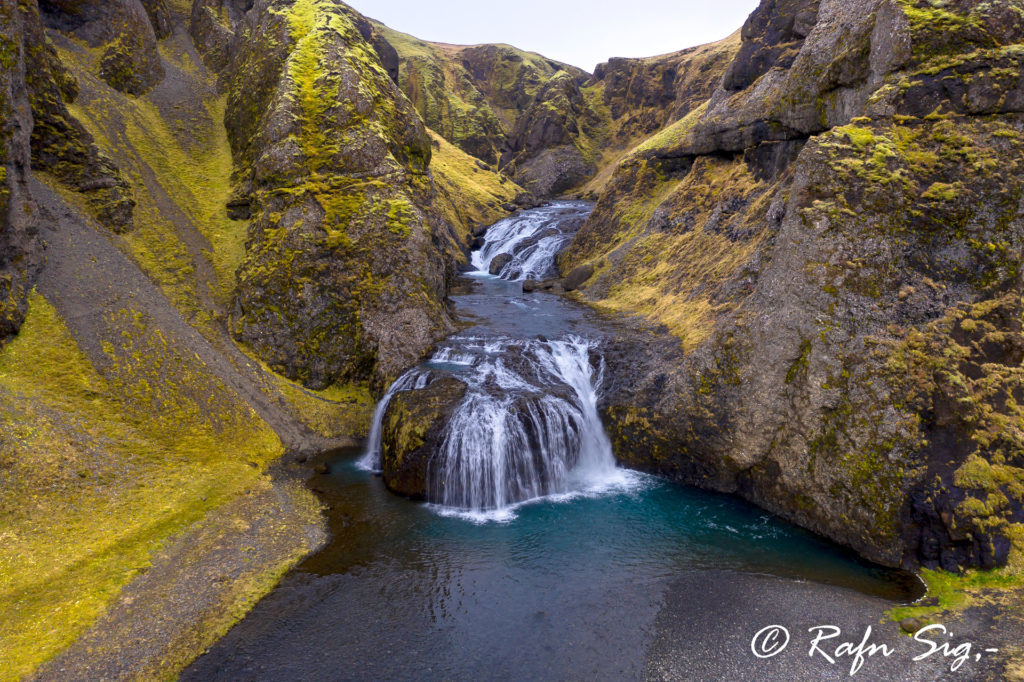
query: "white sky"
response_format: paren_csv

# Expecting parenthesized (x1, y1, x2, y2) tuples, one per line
(346, 0, 760, 73)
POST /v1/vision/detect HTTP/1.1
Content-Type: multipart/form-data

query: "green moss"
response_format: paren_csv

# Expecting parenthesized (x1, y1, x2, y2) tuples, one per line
(631, 101, 708, 157)
(427, 129, 521, 246)
(0, 292, 282, 678)
(786, 338, 813, 384)
(889, 566, 1024, 623)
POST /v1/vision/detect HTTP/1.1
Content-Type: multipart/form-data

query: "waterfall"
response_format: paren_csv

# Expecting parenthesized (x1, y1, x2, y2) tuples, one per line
(430, 335, 617, 511)
(357, 369, 430, 472)
(470, 203, 588, 281)
(362, 335, 623, 514)
(361, 200, 626, 518)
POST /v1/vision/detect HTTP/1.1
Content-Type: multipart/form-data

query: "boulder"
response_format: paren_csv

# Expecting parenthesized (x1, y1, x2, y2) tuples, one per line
(488, 253, 512, 275)
(381, 376, 467, 499)
(562, 263, 594, 291)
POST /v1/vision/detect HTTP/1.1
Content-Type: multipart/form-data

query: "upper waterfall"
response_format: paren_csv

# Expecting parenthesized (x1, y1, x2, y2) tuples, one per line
(471, 202, 590, 281)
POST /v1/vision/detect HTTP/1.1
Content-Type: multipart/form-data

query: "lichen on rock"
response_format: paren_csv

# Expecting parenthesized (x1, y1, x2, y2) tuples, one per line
(39, 0, 165, 94)
(569, 0, 1024, 573)
(221, 0, 462, 391)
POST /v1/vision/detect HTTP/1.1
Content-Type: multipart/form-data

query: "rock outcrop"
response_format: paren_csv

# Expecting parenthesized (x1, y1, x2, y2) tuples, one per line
(591, 31, 741, 149)
(381, 375, 467, 499)
(374, 24, 602, 197)
(0, 0, 135, 342)
(374, 17, 740, 199)
(39, 0, 165, 94)
(0, 0, 43, 342)
(201, 0, 463, 390)
(566, 0, 1024, 572)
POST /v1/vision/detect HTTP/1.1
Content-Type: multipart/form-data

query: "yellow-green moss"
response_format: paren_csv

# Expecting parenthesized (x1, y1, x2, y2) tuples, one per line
(0, 292, 283, 678)
(428, 129, 521, 245)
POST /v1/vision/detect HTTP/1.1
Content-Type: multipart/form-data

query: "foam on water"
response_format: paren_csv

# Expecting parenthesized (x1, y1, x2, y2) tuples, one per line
(470, 202, 588, 281)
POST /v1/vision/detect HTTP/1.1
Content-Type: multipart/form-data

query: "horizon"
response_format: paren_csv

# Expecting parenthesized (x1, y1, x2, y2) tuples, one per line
(344, 0, 760, 72)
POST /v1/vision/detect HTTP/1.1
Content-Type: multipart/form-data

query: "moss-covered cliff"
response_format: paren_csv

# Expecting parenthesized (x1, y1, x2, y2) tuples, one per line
(565, 0, 1024, 577)
(0, 0, 531, 675)
(375, 23, 605, 197)
(4, 0, 1024, 676)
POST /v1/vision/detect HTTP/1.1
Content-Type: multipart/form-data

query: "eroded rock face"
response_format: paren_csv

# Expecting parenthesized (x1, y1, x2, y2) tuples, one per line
(219, 0, 460, 390)
(380, 375, 467, 499)
(139, 0, 171, 39)
(592, 32, 741, 147)
(23, 2, 135, 232)
(189, 0, 250, 72)
(39, 0, 164, 94)
(0, 0, 43, 343)
(374, 25, 600, 196)
(567, 0, 1024, 571)
(0, 0, 136, 342)
(722, 0, 820, 91)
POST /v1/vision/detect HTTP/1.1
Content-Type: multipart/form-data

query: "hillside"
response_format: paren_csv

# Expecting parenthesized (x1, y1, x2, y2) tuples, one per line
(2, 0, 1024, 678)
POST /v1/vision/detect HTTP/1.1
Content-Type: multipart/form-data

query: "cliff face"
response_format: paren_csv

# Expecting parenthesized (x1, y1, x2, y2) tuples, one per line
(184, 0, 509, 391)
(591, 32, 741, 150)
(375, 25, 605, 198)
(0, 0, 135, 343)
(566, 0, 1024, 572)
(0, 0, 42, 342)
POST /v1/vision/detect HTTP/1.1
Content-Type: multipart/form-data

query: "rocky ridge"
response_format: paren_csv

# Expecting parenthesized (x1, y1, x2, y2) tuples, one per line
(563, 0, 1024, 574)
(2, 0, 1024, 677)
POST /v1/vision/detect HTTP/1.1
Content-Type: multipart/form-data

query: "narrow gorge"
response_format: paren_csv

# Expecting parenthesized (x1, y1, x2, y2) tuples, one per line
(1, 0, 1023, 679)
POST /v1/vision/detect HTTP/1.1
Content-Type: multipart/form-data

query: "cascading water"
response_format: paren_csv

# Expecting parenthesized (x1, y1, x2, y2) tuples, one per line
(471, 202, 589, 280)
(362, 200, 630, 517)
(431, 335, 618, 511)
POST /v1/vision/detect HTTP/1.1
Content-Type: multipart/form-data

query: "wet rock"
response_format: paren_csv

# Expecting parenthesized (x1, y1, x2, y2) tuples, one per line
(566, 0, 1024, 573)
(488, 253, 513, 275)
(900, 618, 928, 634)
(522, 279, 539, 293)
(381, 376, 468, 499)
(562, 264, 594, 292)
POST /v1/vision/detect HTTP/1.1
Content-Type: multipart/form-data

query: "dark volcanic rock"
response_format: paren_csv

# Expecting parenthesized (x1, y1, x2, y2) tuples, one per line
(562, 263, 594, 291)
(0, 0, 44, 342)
(593, 33, 740, 145)
(139, 0, 171, 39)
(24, 1, 135, 232)
(377, 25, 600, 197)
(381, 376, 467, 499)
(224, 0, 460, 390)
(567, 0, 1024, 572)
(488, 253, 513, 275)
(352, 14, 397, 83)
(188, 0, 248, 72)
(39, 0, 164, 94)
(722, 0, 820, 91)
(0, 0, 136, 342)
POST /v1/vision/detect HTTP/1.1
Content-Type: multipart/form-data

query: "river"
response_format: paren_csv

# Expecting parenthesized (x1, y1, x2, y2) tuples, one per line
(184, 202, 933, 681)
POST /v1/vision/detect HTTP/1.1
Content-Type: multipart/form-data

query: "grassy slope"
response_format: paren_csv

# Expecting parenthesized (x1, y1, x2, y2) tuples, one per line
(428, 128, 522, 246)
(0, 12, 370, 679)
(0, 292, 282, 678)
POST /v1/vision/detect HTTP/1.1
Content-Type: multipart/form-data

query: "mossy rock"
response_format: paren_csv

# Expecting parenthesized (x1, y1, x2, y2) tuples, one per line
(380, 375, 467, 499)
